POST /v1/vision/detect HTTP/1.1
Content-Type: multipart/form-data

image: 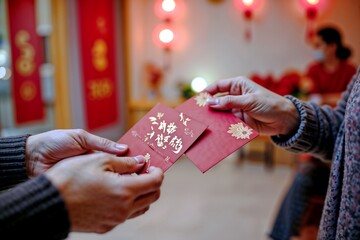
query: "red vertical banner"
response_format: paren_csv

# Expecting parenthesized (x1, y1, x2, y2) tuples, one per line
(77, 0, 119, 131)
(7, 0, 45, 124)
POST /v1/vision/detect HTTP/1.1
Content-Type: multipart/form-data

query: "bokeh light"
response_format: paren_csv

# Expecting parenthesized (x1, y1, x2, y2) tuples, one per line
(191, 77, 208, 93)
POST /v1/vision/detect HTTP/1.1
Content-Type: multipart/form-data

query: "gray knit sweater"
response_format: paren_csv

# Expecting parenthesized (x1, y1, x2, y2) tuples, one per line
(0, 135, 70, 239)
(272, 66, 360, 239)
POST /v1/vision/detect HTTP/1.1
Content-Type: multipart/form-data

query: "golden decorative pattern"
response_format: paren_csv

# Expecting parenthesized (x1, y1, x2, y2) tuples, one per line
(195, 92, 212, 107)
(92, 39, 108, 71)
(144, 153, 151, 173)
(227, 122, 253, 139)
(20, 81, 36, 101)
(144, 153, 151, 162)
(88, 78, 113, 100)
(15, 30, 35, 77)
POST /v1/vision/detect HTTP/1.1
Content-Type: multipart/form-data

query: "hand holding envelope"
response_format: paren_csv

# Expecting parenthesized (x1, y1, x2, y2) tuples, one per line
(117, 92, 258, 173)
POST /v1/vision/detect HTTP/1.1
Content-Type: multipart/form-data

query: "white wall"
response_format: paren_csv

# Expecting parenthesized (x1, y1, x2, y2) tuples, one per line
(128, 0, 360, 101)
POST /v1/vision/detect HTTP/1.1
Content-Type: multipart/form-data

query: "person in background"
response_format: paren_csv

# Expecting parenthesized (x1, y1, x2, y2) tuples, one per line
(268, 26, 357, 240)
(306, 26, 356, 105)
(0, 129, 164, 239)
(205, 65, 360, 239)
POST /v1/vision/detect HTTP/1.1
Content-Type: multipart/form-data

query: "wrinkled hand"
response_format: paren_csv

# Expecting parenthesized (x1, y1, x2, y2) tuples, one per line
(205, 76, 300, 136)
(45, 153, 164, 233)
(26, 129, 128, 177)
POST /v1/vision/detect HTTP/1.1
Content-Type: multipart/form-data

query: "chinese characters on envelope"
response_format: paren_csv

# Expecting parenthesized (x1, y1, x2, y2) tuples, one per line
(118, 93, 258, 173)
(117, 103, 207, 173)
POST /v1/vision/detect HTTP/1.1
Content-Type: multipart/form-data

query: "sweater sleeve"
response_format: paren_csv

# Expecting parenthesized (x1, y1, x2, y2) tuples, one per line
(271, 68, 359, 161)
(0, 174, 70, 239)
(0, 135, 30, 190)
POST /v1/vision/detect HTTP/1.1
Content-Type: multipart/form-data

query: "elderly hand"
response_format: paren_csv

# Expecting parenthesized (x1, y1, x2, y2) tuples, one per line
(25, 129, 128, 177)
(205, 76, 300, 136)
(45, 153, 164, 233)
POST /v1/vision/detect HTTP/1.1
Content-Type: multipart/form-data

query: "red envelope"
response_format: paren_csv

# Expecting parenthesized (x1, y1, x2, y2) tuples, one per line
(176, 92, 258, 173)
(117, 103, 208, 173)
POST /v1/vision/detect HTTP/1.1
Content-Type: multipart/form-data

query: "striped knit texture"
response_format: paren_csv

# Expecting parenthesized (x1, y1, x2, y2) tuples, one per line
(0, 174, 70, 239)
(0, 135, 30, 190)
(272, 67, 360, 239)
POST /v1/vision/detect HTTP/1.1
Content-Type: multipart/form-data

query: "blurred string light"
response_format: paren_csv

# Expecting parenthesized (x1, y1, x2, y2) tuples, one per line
(154, 0, 178, 71)
(162, 0, 176, 12)
(243, 0, 254, 6)
(307, 0, 319, 5)
(0, 66, 12, 81)
(191, 77, 208, 93)
(159, 28, 174, 44)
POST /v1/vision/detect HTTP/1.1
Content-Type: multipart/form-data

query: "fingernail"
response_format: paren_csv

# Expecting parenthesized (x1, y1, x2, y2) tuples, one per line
(206, 98, 219, 105)
(134, 155, 145, 164)
(115, 144, 127, 151)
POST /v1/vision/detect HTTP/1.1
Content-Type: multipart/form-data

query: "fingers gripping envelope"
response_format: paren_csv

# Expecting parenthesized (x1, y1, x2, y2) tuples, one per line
(176, 92, 258, 173)
(118, 93, 258, 173)
(117, 103, 208, 173)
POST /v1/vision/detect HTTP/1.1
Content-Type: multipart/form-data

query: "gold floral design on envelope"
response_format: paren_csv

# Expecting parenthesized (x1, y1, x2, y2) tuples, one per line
(227, 122, 253, 139)
(144, 153, 151, 162)
(143, 153, 151, 173)
(195, 92, 212, 107)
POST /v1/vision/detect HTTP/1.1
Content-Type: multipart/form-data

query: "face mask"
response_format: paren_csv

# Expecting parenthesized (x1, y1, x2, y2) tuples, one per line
(314, 50, 325, 61)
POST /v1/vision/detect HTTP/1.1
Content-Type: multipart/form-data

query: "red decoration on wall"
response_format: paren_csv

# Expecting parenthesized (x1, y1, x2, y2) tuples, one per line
(154, 0, 177, 21)
(234, 0, 260, 41)
(299, 0, 326, 42)
(77, 0, 119, 131)
(7, 0, 45, 124)
(154, 0, 178, 71)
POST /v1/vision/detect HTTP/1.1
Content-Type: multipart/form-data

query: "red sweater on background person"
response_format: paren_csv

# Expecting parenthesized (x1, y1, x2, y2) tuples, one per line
(307, 61, 356, 94)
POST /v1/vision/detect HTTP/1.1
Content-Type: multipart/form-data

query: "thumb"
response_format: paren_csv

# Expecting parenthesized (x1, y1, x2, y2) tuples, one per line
(77, 130, 129, 155)
(207, 94, 254, 111)
(104, 155, 146, 174)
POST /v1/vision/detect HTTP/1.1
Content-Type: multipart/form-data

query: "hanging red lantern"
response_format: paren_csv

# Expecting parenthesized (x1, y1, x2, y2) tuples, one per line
(153, 24, 175, 70)
(153, 0, 185, 71)
(153, 24, 175, 50)
(299, 0, 326, 42)
(233, 0, 261, 41)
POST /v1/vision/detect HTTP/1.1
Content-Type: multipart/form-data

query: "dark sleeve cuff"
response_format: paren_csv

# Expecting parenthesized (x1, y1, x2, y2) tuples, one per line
(271, 96, 319, 153)
(0, 135, 31, 190)
(0, 174, 70, 239)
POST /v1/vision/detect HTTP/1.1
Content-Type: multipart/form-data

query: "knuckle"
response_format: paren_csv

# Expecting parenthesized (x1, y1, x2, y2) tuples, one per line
(124, 157, 136, 169)
(222, 96, 234, 107)
(247, 93, 256, 104)
(237, 76, 248, 84)
(117, 190, 133, 204)
(74, 128, 86, 136)
(99, 137, 112, 148)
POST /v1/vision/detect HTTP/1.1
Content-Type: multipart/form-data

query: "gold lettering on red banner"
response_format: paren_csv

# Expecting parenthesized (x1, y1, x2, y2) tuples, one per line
(20, 81, 36, 101)
(92, 39, 108, 72)
(88, 78, 113, 100)
(77, 0, 119, 130)
(15, 30, 35, 77)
